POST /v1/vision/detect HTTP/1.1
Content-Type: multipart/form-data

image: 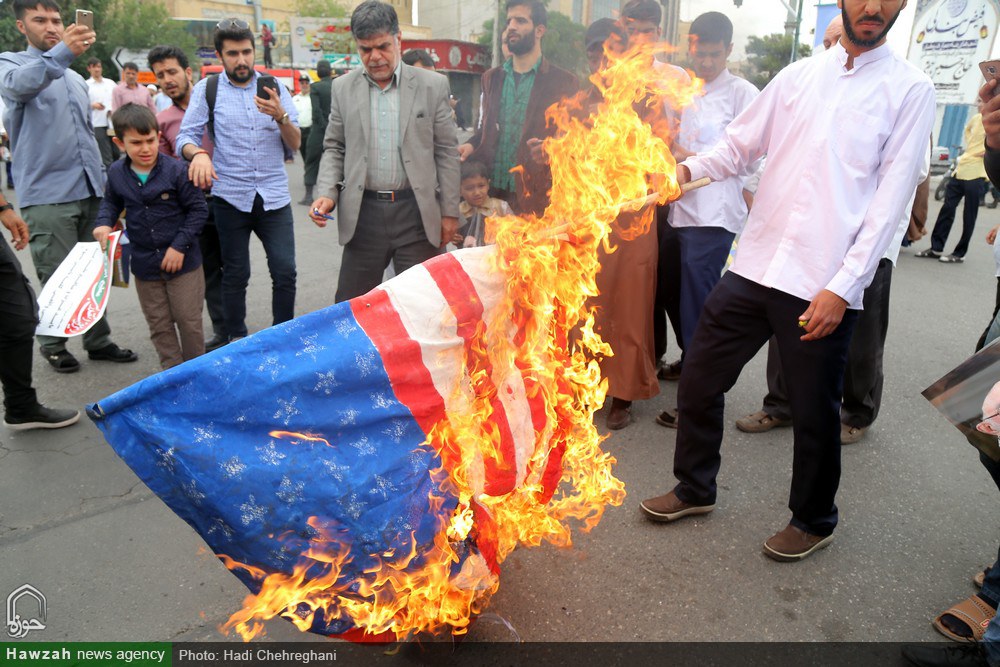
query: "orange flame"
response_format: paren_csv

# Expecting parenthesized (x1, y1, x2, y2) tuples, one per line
(269, 430, 334, 448)
(220, 43, 701, 642)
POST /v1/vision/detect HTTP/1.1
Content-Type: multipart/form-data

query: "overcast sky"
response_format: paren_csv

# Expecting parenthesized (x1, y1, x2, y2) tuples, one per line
(682, 0, 918, 60)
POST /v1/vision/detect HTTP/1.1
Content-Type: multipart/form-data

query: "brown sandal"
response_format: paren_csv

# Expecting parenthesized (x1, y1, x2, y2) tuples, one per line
(932, 595, 996, 642)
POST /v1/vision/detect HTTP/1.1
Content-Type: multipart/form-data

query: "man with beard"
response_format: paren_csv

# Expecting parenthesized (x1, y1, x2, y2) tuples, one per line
(0, 0, 138, 373)
(148, 44, 227, 352)
(639, 0, 934, 562)
(176, 19, 300, 342)
(457, 0, 578, 216)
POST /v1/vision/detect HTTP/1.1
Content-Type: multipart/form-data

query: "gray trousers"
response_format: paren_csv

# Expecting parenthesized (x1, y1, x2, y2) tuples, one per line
(22, 197, 113, 354)
(762, 258, 893, 428)
(334, 197, 440, 303)
(93, 127, 115, 167)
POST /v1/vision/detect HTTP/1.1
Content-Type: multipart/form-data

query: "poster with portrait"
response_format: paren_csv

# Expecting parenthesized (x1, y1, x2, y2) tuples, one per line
(289, 17, 361, 70)
(907, 0, 1000, 104)
(923, 340, 1000, 461)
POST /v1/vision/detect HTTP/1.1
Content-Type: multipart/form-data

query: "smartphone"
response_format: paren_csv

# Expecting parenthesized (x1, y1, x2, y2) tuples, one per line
(75, 9, 93, 30)
(980, 60, 1000, 97)
(256, 75, 277, 100)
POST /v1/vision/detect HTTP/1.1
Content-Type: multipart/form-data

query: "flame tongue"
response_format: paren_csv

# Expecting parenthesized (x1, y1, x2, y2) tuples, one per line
(221, 43, 700, 641)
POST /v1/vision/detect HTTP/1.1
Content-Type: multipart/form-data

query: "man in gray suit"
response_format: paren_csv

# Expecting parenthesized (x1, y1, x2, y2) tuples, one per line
(310, 0, 460, 303)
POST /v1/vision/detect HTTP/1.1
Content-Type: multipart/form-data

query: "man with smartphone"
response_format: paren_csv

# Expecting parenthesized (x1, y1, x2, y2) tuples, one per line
(176, 18, 300, 342)
(0, 0, 137, 372)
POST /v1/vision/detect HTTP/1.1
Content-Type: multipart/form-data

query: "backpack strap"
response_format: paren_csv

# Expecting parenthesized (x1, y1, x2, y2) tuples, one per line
(205, 74, 219, 141)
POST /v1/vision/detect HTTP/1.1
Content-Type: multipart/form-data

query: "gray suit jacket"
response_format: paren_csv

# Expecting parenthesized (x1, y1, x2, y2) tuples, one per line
(316, 63, 460, 246)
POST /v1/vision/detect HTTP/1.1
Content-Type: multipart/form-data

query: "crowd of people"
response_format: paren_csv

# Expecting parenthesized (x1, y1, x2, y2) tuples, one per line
(2, 0, 1000, 660)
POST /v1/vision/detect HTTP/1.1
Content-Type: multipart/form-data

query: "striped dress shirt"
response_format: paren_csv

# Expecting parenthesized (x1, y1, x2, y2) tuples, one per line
(176, 70, 299, 213)
(364, 64, 409, 191)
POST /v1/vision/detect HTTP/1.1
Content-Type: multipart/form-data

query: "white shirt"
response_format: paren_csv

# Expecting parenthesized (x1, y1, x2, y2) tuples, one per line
(684, 42, 935, 309)
(653, 59, 690, 129)
(670, 69, 760, 234)
(86, 76, 116, 128)
(293, 91, 312, 129)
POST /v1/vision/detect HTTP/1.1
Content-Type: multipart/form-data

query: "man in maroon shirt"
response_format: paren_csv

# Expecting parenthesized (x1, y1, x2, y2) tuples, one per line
(148, 45, 226, 351)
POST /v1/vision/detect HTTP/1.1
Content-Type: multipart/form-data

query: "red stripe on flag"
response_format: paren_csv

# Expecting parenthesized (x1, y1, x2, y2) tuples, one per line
(424, 254, 519, 497)
(349, 290, 446, 435)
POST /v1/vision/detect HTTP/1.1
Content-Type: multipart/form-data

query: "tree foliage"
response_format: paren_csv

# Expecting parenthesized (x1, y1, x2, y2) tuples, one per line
(541, 11, 586, 77)
(295, 0, 348, 21)
(744, 33, 812, 89)
(0, 0, 196, 79)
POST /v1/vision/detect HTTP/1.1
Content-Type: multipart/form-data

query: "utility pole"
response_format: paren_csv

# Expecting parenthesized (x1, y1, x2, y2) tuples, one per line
(251, 0, 263, 36)
(661, 0, 680, 52)
(789, 0, 805, 63)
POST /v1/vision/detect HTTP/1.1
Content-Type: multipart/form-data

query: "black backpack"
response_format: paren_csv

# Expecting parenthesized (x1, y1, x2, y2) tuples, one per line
(205, 73, 219, 141)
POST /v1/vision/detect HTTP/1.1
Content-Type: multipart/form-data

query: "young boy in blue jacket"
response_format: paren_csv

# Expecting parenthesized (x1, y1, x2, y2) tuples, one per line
(93, 104, 208, 369)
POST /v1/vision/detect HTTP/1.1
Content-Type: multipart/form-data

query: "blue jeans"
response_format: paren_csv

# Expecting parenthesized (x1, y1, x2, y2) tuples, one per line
(676, 225, 736, 354)
(978, 452, 1000, 665)
(212, 195, 296, 339)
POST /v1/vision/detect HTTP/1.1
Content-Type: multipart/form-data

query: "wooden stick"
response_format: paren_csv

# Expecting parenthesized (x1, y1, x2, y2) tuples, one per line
(542, 177, 713, 240)
(621, 177, 713, 211)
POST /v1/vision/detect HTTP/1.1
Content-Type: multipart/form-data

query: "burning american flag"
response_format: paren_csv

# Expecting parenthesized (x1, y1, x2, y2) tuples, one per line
(88, 43, 699, 642)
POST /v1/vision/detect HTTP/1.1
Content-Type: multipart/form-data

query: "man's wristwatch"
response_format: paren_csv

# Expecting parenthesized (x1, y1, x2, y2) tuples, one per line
(0, 203, 14, 213)
(276, 112, 289, 125)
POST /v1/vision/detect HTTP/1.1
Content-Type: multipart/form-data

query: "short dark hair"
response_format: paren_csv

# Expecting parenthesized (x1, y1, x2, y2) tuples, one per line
(689, 11, 734, 46)
(350, 0, 400, 40)
(402, 49, 434, 68)
(621, 0, 662, 25)
(316, 59, 332, 78)
(111, 103, 158, 138)
(12, 0, 59, 21)
(461, 160, 490, 183)
(122, 61, 139, 72)
(86, 56, 101, 67)
(506, 0, 546, 27)
(214, 18, 255, 54)
(147, 45, 189, 71)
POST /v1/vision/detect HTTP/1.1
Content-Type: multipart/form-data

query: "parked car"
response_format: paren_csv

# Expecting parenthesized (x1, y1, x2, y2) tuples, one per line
(930, 145, 951, 175)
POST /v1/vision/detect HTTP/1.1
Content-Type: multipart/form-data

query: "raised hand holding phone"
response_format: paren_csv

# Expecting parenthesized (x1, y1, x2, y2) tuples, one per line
(981, 60, 1000, 148)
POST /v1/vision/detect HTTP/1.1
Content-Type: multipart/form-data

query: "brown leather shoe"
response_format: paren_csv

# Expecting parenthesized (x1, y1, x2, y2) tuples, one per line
(735, 410, 792, 433)
(657, 359, 682, 381)
(841, 423, 868, 445)
(639, 490, 715, 522)
(762, 524, 833, 562)
(606, 398, 632, 430)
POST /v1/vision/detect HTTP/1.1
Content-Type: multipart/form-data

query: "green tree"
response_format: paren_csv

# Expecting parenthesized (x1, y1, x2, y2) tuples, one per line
(744, 33, 812, 89)
(295, 0, 347, 20)
(541, 11, 586, 77)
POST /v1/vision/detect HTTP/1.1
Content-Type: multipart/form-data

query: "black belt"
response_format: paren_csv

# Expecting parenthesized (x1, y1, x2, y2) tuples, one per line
(363, 188, 414, 202)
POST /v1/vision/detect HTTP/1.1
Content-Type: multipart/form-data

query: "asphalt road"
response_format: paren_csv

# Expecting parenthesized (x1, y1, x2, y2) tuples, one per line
(1, 163, 998, 651)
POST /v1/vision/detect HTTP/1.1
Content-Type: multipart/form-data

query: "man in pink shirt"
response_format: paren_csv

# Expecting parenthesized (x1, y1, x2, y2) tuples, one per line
(111, 61, 155, 113)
